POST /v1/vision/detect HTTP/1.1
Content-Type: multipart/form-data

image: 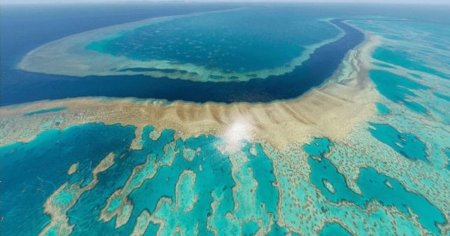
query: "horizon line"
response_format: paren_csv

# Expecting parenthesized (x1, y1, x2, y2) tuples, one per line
(2, 1, 450, 6)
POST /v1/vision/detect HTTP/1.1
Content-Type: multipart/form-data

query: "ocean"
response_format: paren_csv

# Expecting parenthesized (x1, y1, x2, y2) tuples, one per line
(1, 3, 449, 235)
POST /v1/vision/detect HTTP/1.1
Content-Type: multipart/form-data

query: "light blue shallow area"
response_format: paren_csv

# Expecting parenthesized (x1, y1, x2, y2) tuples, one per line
(368, 123, 428, 162)
(303, 137, 445, 235)
(446, 149, 450, 170)
(0, 123, 135, 236)
(357, 167, 446, 235)
(319, 223, 351, 236)
(303, 137, 332, 157)
(0, 123, 446, 235)
(242, 221, 259, 235)
(369, 69, 429, 114)
(243, 143, 279, 216)
(0, 123, 286, 235)
(434, 92, 450, 102)
(375, 102, 390, 115)
(87, 7, 340, 76)
(305, 138, 363, 205)
(373, 46, 449, 80)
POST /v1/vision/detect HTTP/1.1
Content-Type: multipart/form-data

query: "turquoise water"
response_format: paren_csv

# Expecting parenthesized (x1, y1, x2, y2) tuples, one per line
(319, 223, 351, 236)
(303, 137, 332, 157)
(446, 149, 450, 170)
(357, 167, 446, 235)
(0, 123, 135, 235)
(434, 92, 450, 102)
(373, 46, 449, 80)
(375, 102, 390, 115)
(368, 123, 428, 162)
(304, 138, 362, 205)
(242, 143, 279, 217)
(13, 123, 442, 234)
(303, 138, 445, 235)
(0, 123, 286, 235)
(370, 69, 429, 114)
(1, 4, 450, 236)
(355, 15, 450, 171)
(86, 7, 339, 77)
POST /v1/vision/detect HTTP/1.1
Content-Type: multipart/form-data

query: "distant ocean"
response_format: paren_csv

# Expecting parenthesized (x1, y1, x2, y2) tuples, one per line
(1, 3, 449, 106)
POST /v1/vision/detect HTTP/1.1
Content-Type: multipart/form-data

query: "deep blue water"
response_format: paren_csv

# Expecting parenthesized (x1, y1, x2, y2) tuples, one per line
(3, 4, 449, 106)
(0, 4, 367, 105)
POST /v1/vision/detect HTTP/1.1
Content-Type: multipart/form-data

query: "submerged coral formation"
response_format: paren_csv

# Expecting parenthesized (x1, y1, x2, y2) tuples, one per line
(1, 4, 449, 236)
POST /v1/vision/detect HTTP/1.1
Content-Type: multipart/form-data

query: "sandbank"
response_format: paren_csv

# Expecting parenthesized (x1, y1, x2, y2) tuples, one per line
(1, 35, 380, 150)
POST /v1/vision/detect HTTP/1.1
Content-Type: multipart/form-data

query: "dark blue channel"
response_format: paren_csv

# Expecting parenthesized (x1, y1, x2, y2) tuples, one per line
(0, 10, 363, 105)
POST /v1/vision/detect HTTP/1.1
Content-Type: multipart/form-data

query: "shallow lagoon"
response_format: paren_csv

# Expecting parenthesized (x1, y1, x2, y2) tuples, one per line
(1, 123, 447, 235)
(0, 123, 135, 235)
(86, 7, 340, 80)
(0, 4, 365, 105)
(0, 123, 282, 235)
(13, 18, 363, 103)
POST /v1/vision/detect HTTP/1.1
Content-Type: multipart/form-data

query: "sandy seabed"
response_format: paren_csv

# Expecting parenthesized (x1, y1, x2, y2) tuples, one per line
(0, 34, 379, 151)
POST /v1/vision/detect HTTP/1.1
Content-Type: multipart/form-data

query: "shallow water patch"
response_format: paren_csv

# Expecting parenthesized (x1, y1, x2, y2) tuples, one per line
(304, 138, 363, 205)
(0, 123, 135, 235)
(375, 102, 390, 115)
(358, 167, 446, 235)
(319, 222, 351, 236)
(373, 47, 449, 80)
(368, 123, 428, 162)
(434, 92, 450, 102)
(243, 143, 279, 216)
(370, 69, 429, 114)
(85, 7, 340, 81)
(304, 137, 445, 234)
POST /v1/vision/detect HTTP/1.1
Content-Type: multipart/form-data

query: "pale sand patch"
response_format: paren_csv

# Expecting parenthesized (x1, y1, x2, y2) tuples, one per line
(131, 210, 151, 236)
(67, 162, 79, 175)
(0, 35, 379, 151)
